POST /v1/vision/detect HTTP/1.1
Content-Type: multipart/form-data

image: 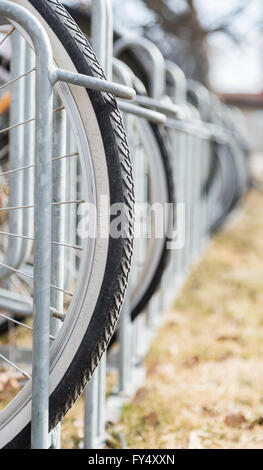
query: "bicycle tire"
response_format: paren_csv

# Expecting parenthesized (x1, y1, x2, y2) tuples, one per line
(131, 122, 175, 321)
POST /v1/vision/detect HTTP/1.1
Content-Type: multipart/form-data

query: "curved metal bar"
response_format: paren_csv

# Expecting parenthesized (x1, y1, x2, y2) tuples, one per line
(187, 79, 212, 121)
(164, 71, 228, 142)
(114, 36, 166, 100)
(113, 57, 134, 89)
(113, 59, 166, 123)
(165, 60, 187, 105)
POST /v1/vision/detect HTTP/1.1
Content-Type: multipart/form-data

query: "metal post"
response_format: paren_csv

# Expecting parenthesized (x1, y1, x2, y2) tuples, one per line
(84, 370, 99, 449)
(31, 31, 53, 451)
(0, 0, 56, 449)
(119, 291, 132, 392)
(49, 93, 66, 448)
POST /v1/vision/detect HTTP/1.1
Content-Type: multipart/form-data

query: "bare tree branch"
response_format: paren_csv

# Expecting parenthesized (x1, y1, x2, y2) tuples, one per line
(140, 0, 259, 83)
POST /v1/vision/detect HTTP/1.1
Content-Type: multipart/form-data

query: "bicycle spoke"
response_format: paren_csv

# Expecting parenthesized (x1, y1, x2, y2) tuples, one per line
(0, 152, 79, 177)
(0, 26, 15, 46)
(0, 231, 83, 250)
(0, 314, 55, 340)
(0, 67, 36, 92)
(0, 262, 74, 297)
(0, 353, 31, 380)
(0, 200, 84, 212)
(0, 117, 35, 135)
(0, 106, 66, 135)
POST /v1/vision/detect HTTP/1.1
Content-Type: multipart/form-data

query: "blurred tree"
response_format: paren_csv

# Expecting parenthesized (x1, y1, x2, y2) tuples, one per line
(140, 0, 260, 85)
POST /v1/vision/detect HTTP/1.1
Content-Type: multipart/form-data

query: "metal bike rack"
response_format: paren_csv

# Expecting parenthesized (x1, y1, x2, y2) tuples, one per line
(114, 36, 179, 118)
(0, 0, 250, 451)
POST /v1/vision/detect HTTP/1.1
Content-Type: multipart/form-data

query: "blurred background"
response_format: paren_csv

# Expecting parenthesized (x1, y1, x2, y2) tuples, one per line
(112, 0, 262, 91)
(112, 0, 263, 156)
(67, 0, 263, 155)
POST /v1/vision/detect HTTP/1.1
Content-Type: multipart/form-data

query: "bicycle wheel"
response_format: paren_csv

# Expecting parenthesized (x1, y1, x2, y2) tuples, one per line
(128, 118, 174, 322)
(0, 0, 134, 448)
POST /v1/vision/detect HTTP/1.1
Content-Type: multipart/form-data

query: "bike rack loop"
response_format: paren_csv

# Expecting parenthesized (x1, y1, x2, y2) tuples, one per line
(164, 75, 215, 139)
(184, 81, 229, 142)
(114, 37, 180, 117)
(114, 59, 166, 124)
(165, 60, 187, 107)
(187, 79, 212, 122)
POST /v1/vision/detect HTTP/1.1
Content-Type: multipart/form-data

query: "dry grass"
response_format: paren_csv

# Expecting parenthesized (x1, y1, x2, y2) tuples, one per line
(60, 369, 119, 449)
(110, 190, 263, 449)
